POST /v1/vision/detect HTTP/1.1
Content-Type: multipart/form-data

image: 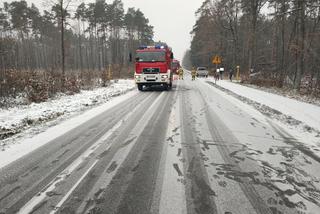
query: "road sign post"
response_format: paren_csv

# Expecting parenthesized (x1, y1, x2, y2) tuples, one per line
(236, 65, 240, 81)
(212, 55, 222, 77)
(108, 64, 112, 80)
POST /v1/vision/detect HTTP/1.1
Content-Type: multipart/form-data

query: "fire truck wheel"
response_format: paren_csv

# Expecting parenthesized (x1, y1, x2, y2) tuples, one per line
(163, 84, 169, 91)
(137, 84, 143, 91)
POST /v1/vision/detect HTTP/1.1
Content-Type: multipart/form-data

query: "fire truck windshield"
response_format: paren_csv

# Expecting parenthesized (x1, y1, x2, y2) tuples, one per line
(136, 52, 166, 62)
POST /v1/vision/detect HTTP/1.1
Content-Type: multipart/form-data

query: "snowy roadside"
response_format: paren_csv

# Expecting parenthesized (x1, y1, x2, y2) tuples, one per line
(0, 79, 136, 151)
(239, 83, 320, 107)
(204, 78, 320, 157)
(208, 79, 320, 131)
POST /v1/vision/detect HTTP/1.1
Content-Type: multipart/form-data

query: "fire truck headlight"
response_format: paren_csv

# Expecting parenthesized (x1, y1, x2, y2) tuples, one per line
(161, 75, 168, 79)
(135, 75, 141, 81)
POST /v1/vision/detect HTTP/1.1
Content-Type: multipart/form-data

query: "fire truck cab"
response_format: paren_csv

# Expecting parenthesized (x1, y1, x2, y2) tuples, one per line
(134, 45, 174, 91)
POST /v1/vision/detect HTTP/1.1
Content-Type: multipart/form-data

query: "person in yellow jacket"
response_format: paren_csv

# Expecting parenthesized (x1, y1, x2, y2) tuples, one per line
(191, 67, 197, 81)
(178, 67, 184, 80)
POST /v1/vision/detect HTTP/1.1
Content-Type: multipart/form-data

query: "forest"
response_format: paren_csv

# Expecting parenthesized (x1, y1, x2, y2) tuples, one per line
(187, 0, 320, 95)
(0, 0, 153, 103)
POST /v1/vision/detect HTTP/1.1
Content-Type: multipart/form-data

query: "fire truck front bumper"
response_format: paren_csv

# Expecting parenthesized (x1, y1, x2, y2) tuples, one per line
(134, 73, 171, 85)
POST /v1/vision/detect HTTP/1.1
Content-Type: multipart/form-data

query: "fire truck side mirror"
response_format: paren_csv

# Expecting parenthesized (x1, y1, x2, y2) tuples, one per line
(170, 53, 174, 59)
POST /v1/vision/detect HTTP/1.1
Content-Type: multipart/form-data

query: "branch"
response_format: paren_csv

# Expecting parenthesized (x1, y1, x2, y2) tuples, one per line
(271, 7, 302, 17)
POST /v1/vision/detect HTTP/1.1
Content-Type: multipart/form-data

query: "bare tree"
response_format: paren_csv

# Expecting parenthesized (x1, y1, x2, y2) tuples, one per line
(189, 0, 320, 95)
(0, 0, 154, 103)
(241, 0, 268, 75)
(46, 0, 75, 88)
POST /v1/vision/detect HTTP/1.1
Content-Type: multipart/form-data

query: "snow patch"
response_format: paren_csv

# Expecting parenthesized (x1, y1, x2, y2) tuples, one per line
(0, 79, 135, 154)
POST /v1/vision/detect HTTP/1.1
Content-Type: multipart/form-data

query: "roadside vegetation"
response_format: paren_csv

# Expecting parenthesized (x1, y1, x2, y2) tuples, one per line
(186, 0, 320, 96)
(0, 0, 153, 105)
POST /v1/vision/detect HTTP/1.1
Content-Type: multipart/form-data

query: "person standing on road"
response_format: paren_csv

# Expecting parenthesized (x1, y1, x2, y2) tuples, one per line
(214, 68, 220, 83)
(178, 67, 184, 80)
(229, 69, 234, 82)
(191, 67, 197, 81)
(219, 67, 224, 80)
(216, 68, 220, 80)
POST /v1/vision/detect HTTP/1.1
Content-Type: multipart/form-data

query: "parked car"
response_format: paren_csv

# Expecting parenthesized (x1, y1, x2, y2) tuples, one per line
(196, 67, 208, 77)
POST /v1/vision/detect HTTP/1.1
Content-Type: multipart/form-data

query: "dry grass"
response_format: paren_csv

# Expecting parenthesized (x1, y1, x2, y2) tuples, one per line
(0, 65, 134, 105)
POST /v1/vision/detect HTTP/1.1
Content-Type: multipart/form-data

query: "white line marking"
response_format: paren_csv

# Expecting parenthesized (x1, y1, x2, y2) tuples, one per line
(0, 91, 138, 170)
(76, 92, 167, 213)
(18, 93, 154, 214)
(159, 88, 187, 214)
(49, 160, 99, 214)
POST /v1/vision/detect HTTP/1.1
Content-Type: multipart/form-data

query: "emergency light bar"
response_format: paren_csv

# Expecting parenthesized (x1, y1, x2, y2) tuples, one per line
(155, 45, 166, 49)
(139, 45, 168, 50)
(138, 45, 148, 49)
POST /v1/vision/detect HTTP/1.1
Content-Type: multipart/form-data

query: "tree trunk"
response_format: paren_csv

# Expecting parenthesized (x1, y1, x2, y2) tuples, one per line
(279, 1, 286, 87)
(60, 0, 65, 89)
(247, 0, 258, 76)
(293, 0, 305, 91)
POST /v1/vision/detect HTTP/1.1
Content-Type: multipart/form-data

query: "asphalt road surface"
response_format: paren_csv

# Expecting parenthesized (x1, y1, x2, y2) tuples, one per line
(0, 75, 319, 214)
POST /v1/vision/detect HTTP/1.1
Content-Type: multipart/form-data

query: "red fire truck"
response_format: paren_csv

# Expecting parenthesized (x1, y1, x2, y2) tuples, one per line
(171, 59, 180, 74)
(134, 45, 174, 91)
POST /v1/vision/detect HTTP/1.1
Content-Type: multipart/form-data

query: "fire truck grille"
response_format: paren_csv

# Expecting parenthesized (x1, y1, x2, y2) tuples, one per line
(143, 68, 160, 73)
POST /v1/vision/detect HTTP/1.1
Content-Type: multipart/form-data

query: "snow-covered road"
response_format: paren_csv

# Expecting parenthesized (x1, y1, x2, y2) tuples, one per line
(0, 75, 319, 214)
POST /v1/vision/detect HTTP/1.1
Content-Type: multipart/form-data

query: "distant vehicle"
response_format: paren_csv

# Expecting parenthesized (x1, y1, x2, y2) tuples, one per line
(196, 67, 208, 77)
(171, 59, 180, 74)
(133, 45, 174, 91)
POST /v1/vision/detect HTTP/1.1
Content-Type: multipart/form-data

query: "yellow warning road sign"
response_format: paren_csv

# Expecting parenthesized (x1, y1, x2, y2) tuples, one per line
(212, 55, 222, 64)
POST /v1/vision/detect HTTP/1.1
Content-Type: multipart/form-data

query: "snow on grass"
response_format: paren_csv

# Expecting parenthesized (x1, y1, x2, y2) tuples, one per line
(0, 79, 136, 149)
(211, 79, 320, 131)
(240, 83, 320, 107)
(204, 78, 320, 157)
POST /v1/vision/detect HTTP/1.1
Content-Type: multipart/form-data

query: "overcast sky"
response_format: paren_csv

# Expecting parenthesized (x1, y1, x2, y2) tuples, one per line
(121, 0, 204, 60)
(2, 0, 204, 60)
